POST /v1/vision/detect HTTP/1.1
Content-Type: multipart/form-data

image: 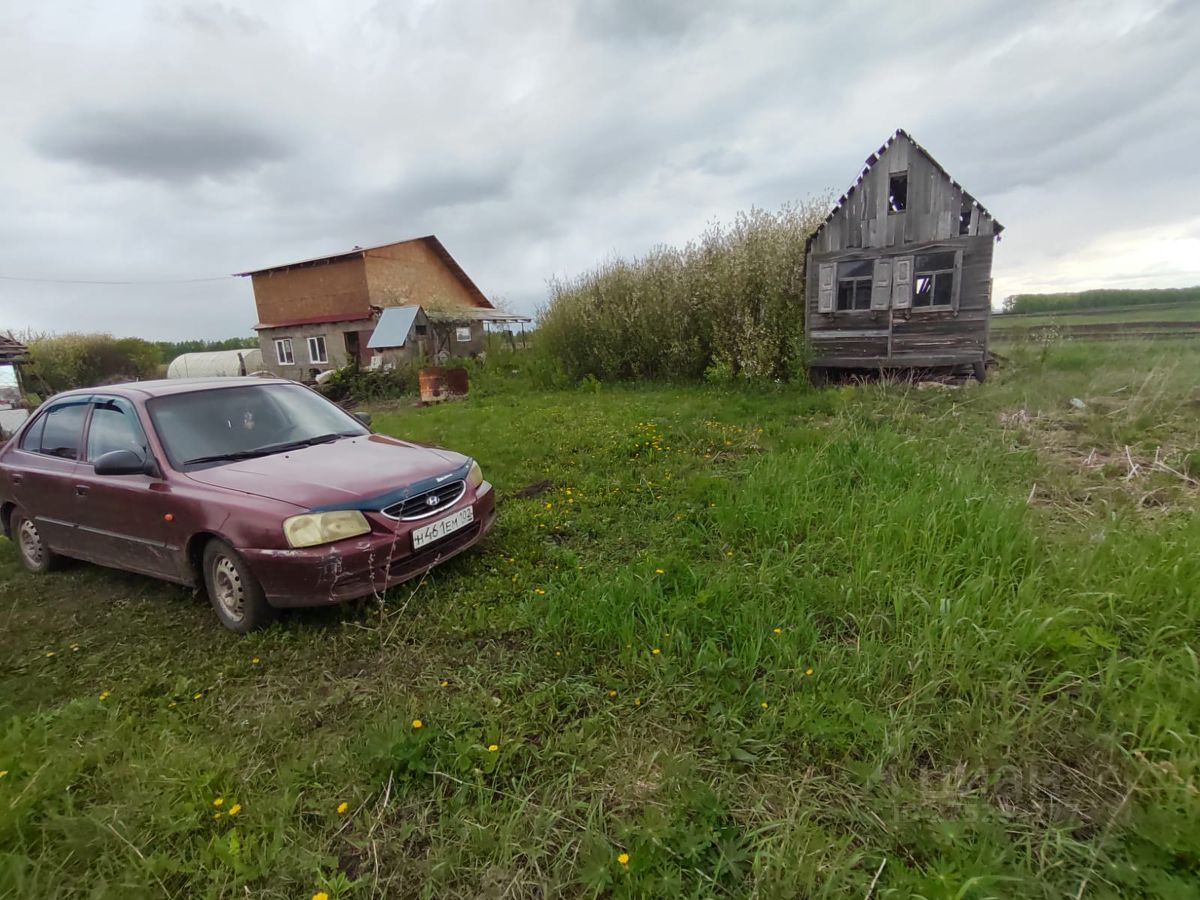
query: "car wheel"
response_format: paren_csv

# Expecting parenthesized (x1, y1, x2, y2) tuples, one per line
(202, 539, 277, 633)
(12, 510, 63, 574)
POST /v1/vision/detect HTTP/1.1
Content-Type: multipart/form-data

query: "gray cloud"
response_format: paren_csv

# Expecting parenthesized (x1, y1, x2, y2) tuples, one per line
(0, 0, 1198, 339)
(33, 109, 288, 183)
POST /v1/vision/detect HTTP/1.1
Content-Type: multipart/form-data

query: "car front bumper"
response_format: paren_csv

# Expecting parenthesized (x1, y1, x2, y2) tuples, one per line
(240, 482, 496, 607)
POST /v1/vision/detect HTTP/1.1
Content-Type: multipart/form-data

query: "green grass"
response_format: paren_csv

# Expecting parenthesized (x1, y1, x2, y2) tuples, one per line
(2, 344, 1200, 898)
(992, 300, 1200, 329)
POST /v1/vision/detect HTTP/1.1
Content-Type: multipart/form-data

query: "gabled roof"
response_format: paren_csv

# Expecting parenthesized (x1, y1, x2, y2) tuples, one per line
(236, 235, 494, 309)
(807, 129, 1003, 251)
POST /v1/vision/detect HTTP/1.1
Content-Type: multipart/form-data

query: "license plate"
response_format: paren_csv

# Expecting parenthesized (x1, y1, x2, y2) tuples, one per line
(412, 506, 474, 549)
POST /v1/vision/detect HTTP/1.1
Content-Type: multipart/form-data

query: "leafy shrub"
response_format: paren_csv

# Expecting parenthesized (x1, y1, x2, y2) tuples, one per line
(537, 200, 827, 383)
(317, 364, 419, 403)
(26, 333, 162, 392)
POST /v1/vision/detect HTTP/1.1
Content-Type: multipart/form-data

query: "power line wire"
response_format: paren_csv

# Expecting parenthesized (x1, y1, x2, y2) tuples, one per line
(0, 273, 236, 285)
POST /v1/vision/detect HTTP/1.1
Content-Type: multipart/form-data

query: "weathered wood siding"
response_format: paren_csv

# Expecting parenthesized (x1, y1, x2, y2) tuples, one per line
(804, 133, 999, 369)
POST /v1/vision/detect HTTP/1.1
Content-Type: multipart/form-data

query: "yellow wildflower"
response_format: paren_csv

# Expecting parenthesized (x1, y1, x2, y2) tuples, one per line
(213, 798, 224, 807)
(617, 852, 630, 866)
(0, 771, 8, 779)
(411, 719, 423, 729)
(634, 697, 642, 706)
(607, 690, 617, 698)
(251, 657, 261, 665)
(761, 702, 769, 709)
(313, 893, 330, 900)
(228, 803, 241, 816)
(554, 651, 561, 657)
(440, 680, 449, 688)
(168, 701, 177, 709)
(534, 588, 545, 595)
(193, 692, 203, 700)
(337, 801, 349, 815)
(487, 744, 499, 752)
(654, 568, 664, 574)
(773, 628, 782, 635)
(45, 651, 55, 658)
(98, 691, 110, 701)
(651, 648, 661, 656)
(805, 668, 814, 676)
(213, 812, 223, 820)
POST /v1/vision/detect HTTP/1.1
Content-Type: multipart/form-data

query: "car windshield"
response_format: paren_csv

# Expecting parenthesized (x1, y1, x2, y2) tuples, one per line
(147, 383, 367, 470)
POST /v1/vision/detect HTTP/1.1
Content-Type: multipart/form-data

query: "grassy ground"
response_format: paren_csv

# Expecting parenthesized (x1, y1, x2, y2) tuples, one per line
(2, 343, 1199, 898)
(992, 301, 1200, 329)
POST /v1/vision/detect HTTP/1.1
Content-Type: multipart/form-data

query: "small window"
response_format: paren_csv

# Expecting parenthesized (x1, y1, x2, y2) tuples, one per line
(415, 323, 428, 336)
(31, 401, 88, 460)
(87, 399, 147, 462)
(307, 336, 328, 364)
(835, 260, 874, 312)
(455, 326, 471, 343)
(274, 339, 294, 366)
(888, 172, 907, 213)
(913, 252, 957, 308)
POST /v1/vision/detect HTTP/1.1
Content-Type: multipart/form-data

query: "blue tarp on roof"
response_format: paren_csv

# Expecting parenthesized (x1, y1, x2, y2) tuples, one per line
(367, 306, 420, 349)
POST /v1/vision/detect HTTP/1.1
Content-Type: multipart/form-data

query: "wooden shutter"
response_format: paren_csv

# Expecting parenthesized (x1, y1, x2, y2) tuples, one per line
(817, 263, 835, 313)
(891, 256, 913, 309)
(870, 259, 892, 310)
(951, 248, 964, 312)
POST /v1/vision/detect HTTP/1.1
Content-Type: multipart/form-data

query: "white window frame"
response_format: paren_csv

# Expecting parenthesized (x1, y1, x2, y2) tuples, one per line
(307, 335, 328, 364)
(455, 326, 472, 343)
(274, 338, 294, 366)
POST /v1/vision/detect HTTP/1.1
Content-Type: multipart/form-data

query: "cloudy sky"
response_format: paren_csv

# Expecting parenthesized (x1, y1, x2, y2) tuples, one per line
(1, 0, 1197, 340)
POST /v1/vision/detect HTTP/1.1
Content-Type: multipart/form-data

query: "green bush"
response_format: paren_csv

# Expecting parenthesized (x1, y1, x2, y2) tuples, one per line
(538, 201, 827, 383)
(317, 364, 420, 403)
(26, 333, 162, 392)
(1002, 286, 1200, 314)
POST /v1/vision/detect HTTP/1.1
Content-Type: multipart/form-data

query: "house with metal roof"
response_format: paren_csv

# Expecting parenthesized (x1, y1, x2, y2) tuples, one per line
(805, 130, 1003, 382)
(239, 235, 527, 379)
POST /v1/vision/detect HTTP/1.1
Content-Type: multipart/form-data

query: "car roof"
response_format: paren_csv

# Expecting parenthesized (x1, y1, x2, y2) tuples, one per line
(49, 376, 294, 401)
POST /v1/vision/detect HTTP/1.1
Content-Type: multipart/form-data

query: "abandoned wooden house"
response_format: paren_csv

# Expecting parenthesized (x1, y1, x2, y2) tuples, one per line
(239, 236, 530, 380)
(804, 129, 1003, 381)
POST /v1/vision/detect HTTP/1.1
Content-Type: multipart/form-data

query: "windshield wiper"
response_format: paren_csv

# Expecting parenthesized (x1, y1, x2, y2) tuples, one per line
(182, 432, 355, 467)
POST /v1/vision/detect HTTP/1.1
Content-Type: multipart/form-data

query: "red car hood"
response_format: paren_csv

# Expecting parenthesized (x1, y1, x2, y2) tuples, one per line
(184, 434, 467, 509)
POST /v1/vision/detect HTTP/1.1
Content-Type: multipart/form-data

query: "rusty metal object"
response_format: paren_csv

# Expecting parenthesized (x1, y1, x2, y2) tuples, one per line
(418, 367, 469, 403)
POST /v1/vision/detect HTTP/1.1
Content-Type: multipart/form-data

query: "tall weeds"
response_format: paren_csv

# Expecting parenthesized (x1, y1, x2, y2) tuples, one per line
(538, 200, 828, 382)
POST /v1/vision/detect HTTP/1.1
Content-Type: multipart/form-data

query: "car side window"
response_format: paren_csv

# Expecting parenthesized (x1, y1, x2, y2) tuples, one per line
(86, 398, 148, 462)
(25, 401, 89, 460)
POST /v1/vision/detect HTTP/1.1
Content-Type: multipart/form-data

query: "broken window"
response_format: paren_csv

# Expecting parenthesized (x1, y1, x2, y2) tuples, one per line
(836, 260, 873, 311)
(888, 172, 908, 213)
(959, 196, 974, 235)
(913, 251, 956, 308)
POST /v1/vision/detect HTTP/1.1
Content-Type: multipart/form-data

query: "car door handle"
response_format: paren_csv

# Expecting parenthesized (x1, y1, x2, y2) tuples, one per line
(75, 485, 89, 497)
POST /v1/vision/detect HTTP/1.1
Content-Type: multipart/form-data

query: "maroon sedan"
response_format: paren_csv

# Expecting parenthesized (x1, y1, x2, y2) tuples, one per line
(0, 378, 495, 631)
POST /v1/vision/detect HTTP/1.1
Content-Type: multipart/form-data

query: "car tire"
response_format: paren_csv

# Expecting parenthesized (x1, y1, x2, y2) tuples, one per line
(11, 509, 63, 574)
(202, 539, 277, 633)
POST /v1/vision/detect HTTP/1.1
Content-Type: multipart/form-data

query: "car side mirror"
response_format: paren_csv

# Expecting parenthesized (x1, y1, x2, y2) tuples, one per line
(94, 448, 156, 477)
(353, 412, 373, 428)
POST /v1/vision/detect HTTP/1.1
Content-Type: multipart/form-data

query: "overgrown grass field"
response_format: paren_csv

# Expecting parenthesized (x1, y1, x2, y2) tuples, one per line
(2, 343, 1199, 898)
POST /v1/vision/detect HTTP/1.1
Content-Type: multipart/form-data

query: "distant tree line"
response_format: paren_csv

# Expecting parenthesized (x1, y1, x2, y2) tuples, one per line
(1002, 286, 1200, 315)
(21, 332, 258, 394)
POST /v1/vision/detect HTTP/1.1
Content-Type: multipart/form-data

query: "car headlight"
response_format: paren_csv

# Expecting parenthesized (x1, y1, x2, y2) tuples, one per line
(283, 510, 371, 548)
(467, 460, 484, 488)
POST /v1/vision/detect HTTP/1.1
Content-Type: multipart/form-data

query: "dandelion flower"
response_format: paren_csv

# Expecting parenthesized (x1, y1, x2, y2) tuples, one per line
(98, 691, 110, 701)
(440, 680, 449, 688)
(607, 690, 617, 698)
(228, 804, 241, 816)
(251, 657, 261, 665)
(654, 568, 664, 575)
(168, 701, 177, 709)
(805, 667, 814, 676)
(337, 802, 349, 815)
(651, 648, 661, 656)
(411, 719, 423, 729)
(193, 692, 203, 700)
(213, 798, 224, 808)
(554, 651, 561, 657)
(0, 771, 8, 779)
(617, 852, 630, 866)
(534, 588, 545, 595)
(634, 697, 642, 706)
(773, 628, 782, 635)
(761, 702, 769, 709)
(213, 812, 223, 820)
(487, 744, 499, 752)
(313, 893, 330, 900)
